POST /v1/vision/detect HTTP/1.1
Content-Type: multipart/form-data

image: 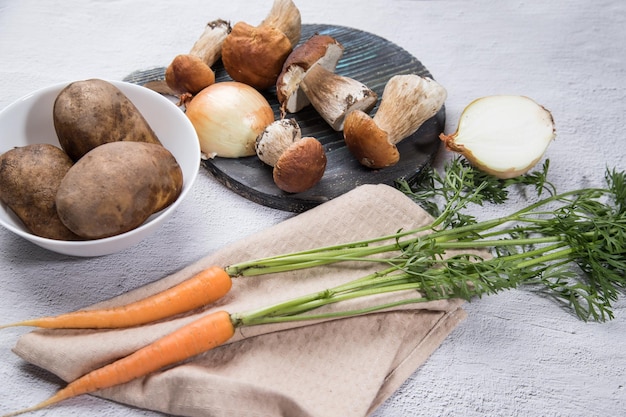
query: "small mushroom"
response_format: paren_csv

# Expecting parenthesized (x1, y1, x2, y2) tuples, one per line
(256, 119, 327, 193)
(255, 118, 302, 166)
(343, 74, 447, 169)
(276, 34, 344, 115)
(274, 137, 327, 193)
(165, 54, 216, 97)
(300, 63, 378, 131)
(165, 19, 232, 97)
(221, 0, 301, 90)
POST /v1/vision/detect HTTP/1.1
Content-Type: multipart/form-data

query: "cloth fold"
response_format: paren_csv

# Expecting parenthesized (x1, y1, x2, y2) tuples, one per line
(13, 184, 472, 417)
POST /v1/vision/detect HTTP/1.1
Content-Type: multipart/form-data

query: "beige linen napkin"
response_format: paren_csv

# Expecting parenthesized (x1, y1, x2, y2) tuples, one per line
(13, 184, 472, 417)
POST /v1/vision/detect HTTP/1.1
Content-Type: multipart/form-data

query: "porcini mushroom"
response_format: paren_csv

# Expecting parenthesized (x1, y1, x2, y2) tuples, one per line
(343, 74, 447, 169)
(165, 19, 232, 96)
(274, 137, 327, 193)
(256, 119, 327, 193)
(165, 54, 216, 97)
(276, 34, 344, 115)
(221, 0, 301, 90)
(300, 63, 378, 131)
(255, 118, 302, 166)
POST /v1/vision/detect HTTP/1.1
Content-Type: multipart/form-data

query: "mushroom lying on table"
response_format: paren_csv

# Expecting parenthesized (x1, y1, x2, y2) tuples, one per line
(276, 34, 345, 115)
(343, 74, 447, 169)
(256, 119, 327, 193)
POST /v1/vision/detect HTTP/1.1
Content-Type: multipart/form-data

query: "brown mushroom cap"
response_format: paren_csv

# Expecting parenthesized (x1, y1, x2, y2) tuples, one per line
(276, 34, 344, 114)
(221, 21, 293, 90)
(165, 54, 216, 95)
(343, 110, 399, 169)
(273, 137, 327, 193)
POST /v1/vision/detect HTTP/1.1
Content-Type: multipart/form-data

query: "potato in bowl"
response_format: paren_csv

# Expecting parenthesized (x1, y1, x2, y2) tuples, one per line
(0, 80, 200, 257)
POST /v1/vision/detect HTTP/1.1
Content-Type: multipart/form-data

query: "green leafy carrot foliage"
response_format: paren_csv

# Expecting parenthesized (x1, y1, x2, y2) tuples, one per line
(228, 157, 625, 323)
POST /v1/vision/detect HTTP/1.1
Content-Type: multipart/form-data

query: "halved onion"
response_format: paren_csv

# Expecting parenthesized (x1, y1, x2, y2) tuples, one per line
(440, 95, 556, 179)
(185, 81, 275, 158)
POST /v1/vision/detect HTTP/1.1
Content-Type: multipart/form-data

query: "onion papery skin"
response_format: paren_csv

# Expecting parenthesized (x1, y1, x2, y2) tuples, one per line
(441, 95, 556, 179)
(185, 81, 275, 158)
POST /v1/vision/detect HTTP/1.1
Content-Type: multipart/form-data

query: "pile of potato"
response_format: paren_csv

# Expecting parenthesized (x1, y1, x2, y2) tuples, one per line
(0, 79, 183, 241)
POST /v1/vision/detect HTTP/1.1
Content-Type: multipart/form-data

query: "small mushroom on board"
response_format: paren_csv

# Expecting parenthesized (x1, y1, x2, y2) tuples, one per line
(256, 119, 327, 193)
(221, 0, 302, 90)
(276, 34, 344, 115)
(343, 74, 447, 169)
(300, 63, 378, 131)
(256, 118, 302, 166)
(165, 55, 216, 97)
(165, 19, 232, 96)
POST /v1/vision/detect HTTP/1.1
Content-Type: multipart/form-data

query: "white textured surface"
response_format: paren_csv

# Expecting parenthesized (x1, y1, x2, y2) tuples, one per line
(1, 1, 625, 416)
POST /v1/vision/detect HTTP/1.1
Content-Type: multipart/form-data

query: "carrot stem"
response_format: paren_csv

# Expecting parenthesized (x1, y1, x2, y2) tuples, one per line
(4, 164, 625, 415)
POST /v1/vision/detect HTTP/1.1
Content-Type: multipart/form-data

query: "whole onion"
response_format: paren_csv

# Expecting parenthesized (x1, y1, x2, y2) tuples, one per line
(185, 81, 275, 158)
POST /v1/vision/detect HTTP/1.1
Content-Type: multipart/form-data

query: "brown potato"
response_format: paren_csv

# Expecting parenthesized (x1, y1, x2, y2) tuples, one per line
(0, 144, 83, 240)
(55, 141, 183, 239)
(53, 79, 162, 161)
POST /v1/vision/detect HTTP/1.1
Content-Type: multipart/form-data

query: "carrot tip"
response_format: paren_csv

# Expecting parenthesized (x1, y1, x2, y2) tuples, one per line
(1, 391, 68, 417)
(0, 322, 25, 330)
(2, 405, 43, 417)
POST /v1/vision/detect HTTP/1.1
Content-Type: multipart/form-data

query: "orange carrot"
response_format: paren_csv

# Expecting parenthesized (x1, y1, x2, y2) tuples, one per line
(2, 310, 235, 417)
(0, 266, 232, 330)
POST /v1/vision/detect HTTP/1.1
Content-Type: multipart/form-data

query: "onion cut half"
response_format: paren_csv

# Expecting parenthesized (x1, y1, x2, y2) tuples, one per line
(440, 95, 556, 179)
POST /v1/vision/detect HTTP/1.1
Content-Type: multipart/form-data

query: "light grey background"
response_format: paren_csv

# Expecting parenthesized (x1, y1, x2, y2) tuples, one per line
(1, 1, 624, 415)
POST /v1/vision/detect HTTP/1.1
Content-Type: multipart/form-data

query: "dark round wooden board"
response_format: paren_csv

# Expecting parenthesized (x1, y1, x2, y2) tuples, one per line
(124, 24, 444, 213)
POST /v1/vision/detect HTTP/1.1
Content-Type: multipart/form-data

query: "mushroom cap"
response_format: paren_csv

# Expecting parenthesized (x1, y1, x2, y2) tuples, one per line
(276, 34, 344, 113)
(343, 110, 399, 169)
(165, 54, 215, 95)
(221, 21, 293, 90)
(273, 137, 327, 193)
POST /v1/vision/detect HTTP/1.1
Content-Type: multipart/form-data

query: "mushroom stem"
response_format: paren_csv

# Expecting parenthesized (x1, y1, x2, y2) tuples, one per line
(300, 63, 378, 131)
(343, 74, 447, 169)
(189, 19, 232, 67)
(255, 119, 302, 167)
(260, 0, 302, 48)
(276, 34, 344, 115)
(374, 75, 447, 144)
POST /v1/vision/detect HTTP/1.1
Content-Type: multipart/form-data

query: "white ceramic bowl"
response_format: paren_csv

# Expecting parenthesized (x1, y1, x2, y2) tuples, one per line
(0, 80, 200, 257)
